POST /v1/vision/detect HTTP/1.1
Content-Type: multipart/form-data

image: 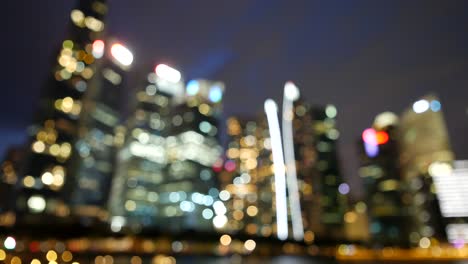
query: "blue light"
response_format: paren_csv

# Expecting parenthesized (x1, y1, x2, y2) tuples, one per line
(208, 85, 223, 103)
(364, 141, 379, 158)
(430, 100, 441, 112)
(186, 80, 199, 96)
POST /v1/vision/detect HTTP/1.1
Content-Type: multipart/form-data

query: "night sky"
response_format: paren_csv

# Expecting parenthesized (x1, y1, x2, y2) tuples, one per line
(2, 0, 468, 197)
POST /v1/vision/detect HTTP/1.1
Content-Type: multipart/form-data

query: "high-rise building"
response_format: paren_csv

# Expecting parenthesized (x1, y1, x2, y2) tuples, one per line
(398, 94, 453, 247)
(0, 147, 25, 227)
(69, 40, 133, 222)
(292, 100, 348, 241)
(432, 160, 468, 247)
(108, 65, 184, 231)
(358, 112, 409, 247)
(162, 79, 224, 232)
(220, 116, 276, 238)
(15, 0, 108, 221)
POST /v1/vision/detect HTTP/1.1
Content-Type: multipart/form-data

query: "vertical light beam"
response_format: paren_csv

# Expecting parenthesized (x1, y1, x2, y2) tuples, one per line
(282, 81, 305, 241)
(264, 99, 288, 240)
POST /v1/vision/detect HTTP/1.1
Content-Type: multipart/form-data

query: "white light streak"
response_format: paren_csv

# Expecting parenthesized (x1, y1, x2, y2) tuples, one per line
(282, 82, 304, 241)
(155, 64, 181, 83)
(264, 99, 288, 240)
(110, 43, 133, 66)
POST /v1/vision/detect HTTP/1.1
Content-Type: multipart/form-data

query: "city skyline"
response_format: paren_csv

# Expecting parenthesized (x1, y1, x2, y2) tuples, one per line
(3, 1, 468, 199)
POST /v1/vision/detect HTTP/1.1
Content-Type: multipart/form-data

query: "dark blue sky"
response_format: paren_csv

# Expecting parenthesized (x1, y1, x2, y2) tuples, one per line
(2, 0, 468, 197)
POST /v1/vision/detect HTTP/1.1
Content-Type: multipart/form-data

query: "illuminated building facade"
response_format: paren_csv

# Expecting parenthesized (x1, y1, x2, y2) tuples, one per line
(15, 0, 107, 220)
(398, 95, 453, 247)
(108, 66, 184, 231)
(293, 101, 348, 241)
(161, 79, 224, 232)
(70, 40, 133, 221)
(359, 112, 409, 247)
(220, 116, 276, 238)
(433, 160, 468, 247)
(0, 147, 25, 227)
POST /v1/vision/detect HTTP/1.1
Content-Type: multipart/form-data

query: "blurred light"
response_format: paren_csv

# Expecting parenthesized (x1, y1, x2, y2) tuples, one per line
(244, 240, 256, 251)
(186, 80, 199, 95)
(325, 104, 337, 119)
(32, 141, 46, 153)
(375, 131, 389, 145)
(430, 100, 441, 112)
(61, 251, 73, 262)
(284, 81, 300, 101)
(92, 40, 105, 59)
(202, 208, 214, 219)
(428, 162, 452, 177)
(219, 190, 230, 201)
(213, 215, 228, 228)
(282, 84, 304, 241)
(264, 99, 288, 241)
(338, 183, 350, 195)
(413, 99, 430, 113)
(110, 216, 126, 232)
(46, 250, 57, 261)
(224, 160, 236, 172)
(220, 235, 232, 246)
(4, 236, 16, 250)
(31, 259, 41, 264)
(208, 85, 223, 103)
(374, 112, 398, 129)
(41, 172, 54, 185)
(0, 249, 5, 261)
(110, 43, 133, 66)
(155, 64, 181, 83)
(419, 237, 431, 248)
(213, 201, 227, 215)
(27, 196, 46, 213)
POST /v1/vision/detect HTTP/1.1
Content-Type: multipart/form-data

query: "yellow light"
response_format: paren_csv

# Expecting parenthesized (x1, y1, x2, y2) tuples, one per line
(344, 212, 357, 223)
(49, 144, 60, 156)
(0, 249, 5, 260)
(11, 256, 21, 264)
(304, 231, 315, 243)
(419, 237, 431, 249)
(61, 251, 73, 262)
(104, 255, 113, 264)
(46, 250, 58, 261)
(61, 97, 74, 113)
(70, 9, 85, 26)
(60, 143, 72, 159)
(244, 239, 256, 251)
(23, 176, 36, 188)
(130, 256, 142, 264)
(219, 234, 232, 246)
(63, 40, 74, 49)
(125, 200, 136, 211)
(198, 104, 211, 115)
(31, 259, 41, 264)
(246, 206, 258, 217)
(32, 141, 46, 153)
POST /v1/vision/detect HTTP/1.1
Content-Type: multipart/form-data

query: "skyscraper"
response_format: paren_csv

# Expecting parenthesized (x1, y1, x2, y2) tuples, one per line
(398, 95, 453, 247)
(69, 40, 133, 222)
(163, 79, 224, 232)
(108, 65, 184, 231)
(15, 0, 108, 222)
(359, 112, 408, 247)
(433, 160, 468, 247)
(220, 116, 276, 238)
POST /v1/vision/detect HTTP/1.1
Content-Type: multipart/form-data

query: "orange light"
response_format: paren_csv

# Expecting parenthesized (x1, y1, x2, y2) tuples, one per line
(376, 131, 389, 145)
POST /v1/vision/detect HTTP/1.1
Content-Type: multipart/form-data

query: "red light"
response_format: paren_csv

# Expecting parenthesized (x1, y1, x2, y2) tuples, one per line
(362, 128, 389, 145)
(212, 159, 223, 173)
(93, 40, 105, 52)
(376, 131, 389, 145)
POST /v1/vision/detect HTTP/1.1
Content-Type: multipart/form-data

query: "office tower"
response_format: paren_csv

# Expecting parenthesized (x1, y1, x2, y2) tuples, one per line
(70, 41, 133, 221)
(108, 64, 184, 231)
(292, 100, 348, 241)
(220, 116, 276, 238)
(15, 0, 107, 220)
(398, 95, 453, 247)
(162, 79, 224, 232)
(432, 160, 468, 247)
(359, 112, 409, 247)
